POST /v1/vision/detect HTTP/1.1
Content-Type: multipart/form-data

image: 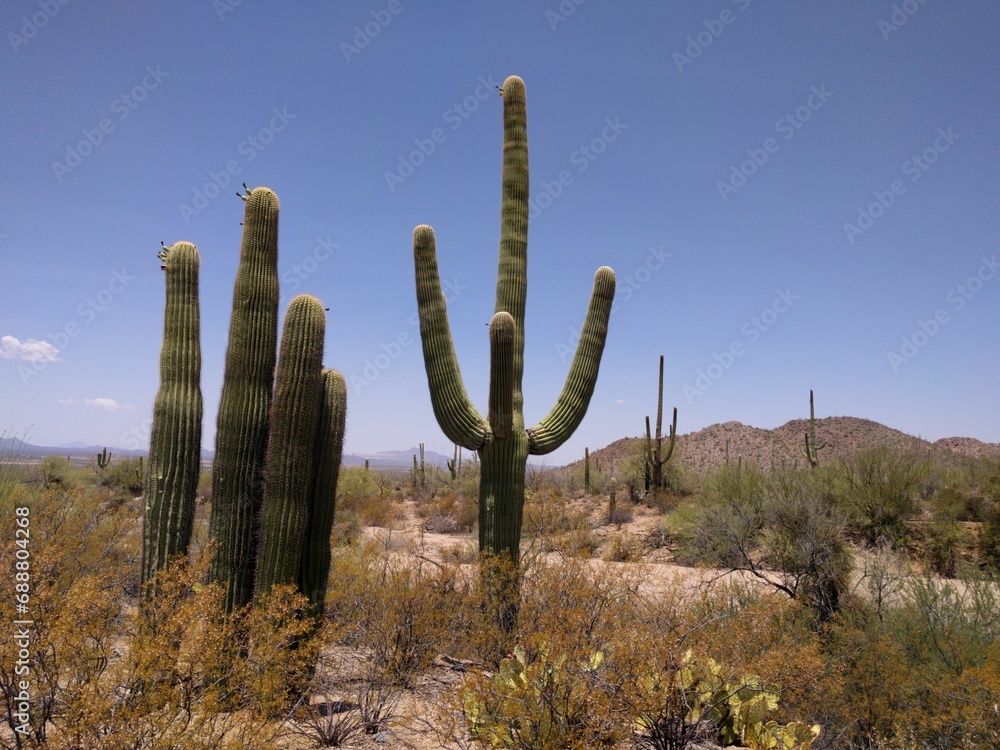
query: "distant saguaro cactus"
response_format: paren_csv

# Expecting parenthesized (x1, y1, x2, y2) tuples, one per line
(644, 355, 677, 494)
(413, 76, 615, 624)
(584, 446, 591, 495)
(143, 242, 203, 590)
(800, 389, 827, 468)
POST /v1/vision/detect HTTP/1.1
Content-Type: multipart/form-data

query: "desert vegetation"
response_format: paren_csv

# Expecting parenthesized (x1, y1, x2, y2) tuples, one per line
(2, 438, 999, 749)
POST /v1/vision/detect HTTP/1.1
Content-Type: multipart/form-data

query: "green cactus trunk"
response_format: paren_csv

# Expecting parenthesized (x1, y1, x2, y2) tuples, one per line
(209, 188, 280, 612)
(255, 294, 326, 596)
(143, 242, 203, 591)
(298, 369, 347, 613)
(413, 76, 615, 626)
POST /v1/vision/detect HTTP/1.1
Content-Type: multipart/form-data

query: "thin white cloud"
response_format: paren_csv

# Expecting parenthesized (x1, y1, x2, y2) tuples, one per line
(0, 335, 59, 362)
(84, 398, 135, 412)
(616, 399, 625, 404)
(58, 397, 135, 412)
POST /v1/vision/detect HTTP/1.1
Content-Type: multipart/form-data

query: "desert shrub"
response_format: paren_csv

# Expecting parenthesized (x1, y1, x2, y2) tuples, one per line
(337, 467, 401, 527)
(418, 488, 477, 533)
(522, 487, 597, 556)
(981, 506, 1000, 572)
(834, 446, 928, 547)
(0, 486, 322, 749)
(672, 466, 850, 622)
(35, 455, 71, 487)
(601, 530, 640, 562)
(325, 539, 469, 691)
(99, 455, 146, 496)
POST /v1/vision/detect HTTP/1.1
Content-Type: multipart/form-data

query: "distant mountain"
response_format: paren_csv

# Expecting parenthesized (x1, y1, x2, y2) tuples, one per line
(344, 447, 454, 470)
(0, 438, 200, 460)
(558, 416, 1000, 480)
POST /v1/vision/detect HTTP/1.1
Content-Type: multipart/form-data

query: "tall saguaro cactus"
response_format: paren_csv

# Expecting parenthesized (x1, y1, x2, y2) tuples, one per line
(209, 188, 280, 612)
(413, 75, 616, 571)
(143, 242, 203, 589)
(800, 389, 827, 468)
(644, 354, 677, 493)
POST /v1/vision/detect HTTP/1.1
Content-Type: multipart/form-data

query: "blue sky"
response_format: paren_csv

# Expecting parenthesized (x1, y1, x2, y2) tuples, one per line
(2, 1, 998, 466)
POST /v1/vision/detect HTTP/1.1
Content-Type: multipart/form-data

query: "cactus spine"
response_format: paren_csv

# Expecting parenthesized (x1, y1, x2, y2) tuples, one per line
(413, 76, 615, 577)
(255, 294, 327, 596)
(298, 369, 347, 613)
(209, 188, 280, 612)
(644, 355, 677, 494)
(142, 242, 203, 589)
(800, 389, 827, 468)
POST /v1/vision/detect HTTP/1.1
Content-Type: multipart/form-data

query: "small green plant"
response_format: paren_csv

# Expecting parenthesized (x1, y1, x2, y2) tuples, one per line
(463, 643, 613, 749)
(634, 651, 820, 750)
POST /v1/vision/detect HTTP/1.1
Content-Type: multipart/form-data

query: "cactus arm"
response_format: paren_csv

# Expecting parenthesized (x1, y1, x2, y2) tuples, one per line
(494, 76, 529, 412)
(413, 224, 490, 450)
(298, 368, 346, 614)
(662, 406, 677, 463)
(488, 312, 515, 439)
(255, 295, 326, 596)
(527, 266, 616, 455)
(645, 416, 654, 467)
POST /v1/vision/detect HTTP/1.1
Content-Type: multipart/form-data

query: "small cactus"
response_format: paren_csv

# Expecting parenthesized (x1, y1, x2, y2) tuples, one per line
(584, 446, 590, 495)
(96, 447, 112, 470)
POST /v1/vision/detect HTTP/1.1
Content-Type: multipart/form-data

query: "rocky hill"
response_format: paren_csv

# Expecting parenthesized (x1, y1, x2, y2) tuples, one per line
(561, 417, 1000, 481)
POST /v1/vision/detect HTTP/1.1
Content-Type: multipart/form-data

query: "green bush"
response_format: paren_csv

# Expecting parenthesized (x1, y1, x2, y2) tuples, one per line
(833, 446, 928, 547)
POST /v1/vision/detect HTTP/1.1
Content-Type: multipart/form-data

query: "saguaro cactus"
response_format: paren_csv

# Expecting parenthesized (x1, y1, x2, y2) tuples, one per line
(209, 187, 280, 612)
(298, 369, 347, 613)
(143, 242, 203, 589)
(255, 294, 326, 596)
(413, 75, 616, 572)
(644, 355, 677, 493)
(97, 447, 112, 470)
(800, 389, 827, 468)
(584, 447, 591, 495)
